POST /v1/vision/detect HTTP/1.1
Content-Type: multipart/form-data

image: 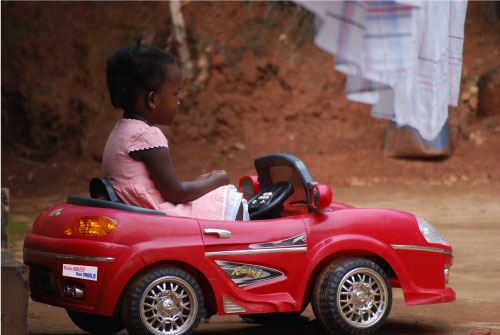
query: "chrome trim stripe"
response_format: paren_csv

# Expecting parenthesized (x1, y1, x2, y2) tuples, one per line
(249, 233, 307, 249)
(23, 248, 116, 262)
(391, 244, 453, 256)
(205, 247, 307, 257)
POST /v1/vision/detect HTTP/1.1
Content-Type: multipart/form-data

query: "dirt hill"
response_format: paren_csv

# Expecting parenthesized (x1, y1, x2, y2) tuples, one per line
(2, 1, 500, 201)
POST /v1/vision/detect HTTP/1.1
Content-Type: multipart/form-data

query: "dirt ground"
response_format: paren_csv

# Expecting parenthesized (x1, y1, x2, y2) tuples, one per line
(12, 183, 499, 335)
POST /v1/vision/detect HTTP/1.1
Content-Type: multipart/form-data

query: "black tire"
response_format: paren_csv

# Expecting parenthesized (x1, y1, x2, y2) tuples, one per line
(66, 309, 124, 334)
(312, 258, 392, 335)
(240, 311, 308, 326)
(121, 267, 204, 335)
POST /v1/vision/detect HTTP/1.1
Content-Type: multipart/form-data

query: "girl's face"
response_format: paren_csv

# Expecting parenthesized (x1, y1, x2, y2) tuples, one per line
(149, 64, 183, 126)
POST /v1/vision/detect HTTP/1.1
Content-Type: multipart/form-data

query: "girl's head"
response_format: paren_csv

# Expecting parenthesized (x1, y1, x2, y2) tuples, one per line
(106, 39, 182, 125)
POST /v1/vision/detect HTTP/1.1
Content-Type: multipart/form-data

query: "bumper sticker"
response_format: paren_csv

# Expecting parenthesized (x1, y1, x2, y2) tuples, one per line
(63, 264, 98, 281)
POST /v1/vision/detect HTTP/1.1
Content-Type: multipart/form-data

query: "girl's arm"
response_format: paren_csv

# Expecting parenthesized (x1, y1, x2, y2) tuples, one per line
(130, 147, 229, 204)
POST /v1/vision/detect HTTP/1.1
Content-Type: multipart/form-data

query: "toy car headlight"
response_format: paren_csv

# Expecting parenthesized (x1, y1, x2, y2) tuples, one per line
(416, 216, 449, 246)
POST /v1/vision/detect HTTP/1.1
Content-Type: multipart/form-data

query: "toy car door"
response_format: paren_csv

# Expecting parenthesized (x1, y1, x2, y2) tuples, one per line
(198, 217, 308, 295)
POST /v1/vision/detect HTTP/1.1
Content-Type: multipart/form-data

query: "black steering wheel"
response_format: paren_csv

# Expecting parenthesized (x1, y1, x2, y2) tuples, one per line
(247, 181, 294, 220)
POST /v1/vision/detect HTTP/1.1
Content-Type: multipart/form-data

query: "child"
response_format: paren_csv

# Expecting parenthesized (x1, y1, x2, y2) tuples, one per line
(102, 40, 249, 221)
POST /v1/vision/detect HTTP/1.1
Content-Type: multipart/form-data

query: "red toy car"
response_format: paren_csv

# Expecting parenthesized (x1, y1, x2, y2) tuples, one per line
(23, 154, 455, 335)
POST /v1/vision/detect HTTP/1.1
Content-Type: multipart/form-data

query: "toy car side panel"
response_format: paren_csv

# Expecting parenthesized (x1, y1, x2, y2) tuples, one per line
(117, 215, 205, 268)
(198, 255, 306, 315)
(98, 214, 205, 314)
(24, 204, 205, 316)
(390, 248, 455, 305)
(198, 217, 309, 314)
(300, 209, 455, 306)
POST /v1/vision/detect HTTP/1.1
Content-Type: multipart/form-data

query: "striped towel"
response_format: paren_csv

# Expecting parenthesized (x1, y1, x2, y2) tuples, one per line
(295, 0, 468, 141)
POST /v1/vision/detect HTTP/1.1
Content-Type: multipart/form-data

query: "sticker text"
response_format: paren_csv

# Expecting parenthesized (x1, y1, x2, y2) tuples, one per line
(63, 264, 98, 281)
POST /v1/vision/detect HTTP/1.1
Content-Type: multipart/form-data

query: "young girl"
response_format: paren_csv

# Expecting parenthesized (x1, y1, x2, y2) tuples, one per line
(102, 40, 249, 221)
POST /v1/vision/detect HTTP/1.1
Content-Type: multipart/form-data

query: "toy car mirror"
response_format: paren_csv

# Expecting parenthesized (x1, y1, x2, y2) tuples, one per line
(239, 175, 259, 199)
(311, 184, 332, 211)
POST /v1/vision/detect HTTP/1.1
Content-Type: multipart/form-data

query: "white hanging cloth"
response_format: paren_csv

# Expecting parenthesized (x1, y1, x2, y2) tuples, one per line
(295, 0, 468, 141)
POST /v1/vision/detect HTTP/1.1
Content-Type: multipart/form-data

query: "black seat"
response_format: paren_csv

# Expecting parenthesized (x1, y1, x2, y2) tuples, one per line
(89, 178, 121, 202)
(67, 177, 166, 215)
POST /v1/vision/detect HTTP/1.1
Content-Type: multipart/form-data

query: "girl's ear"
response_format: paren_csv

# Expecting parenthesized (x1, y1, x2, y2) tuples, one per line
(147, 91, 156, 110)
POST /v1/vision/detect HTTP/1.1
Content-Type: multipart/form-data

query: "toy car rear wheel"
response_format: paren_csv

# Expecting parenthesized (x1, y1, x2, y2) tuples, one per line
(66, 309, 124, 334)
(122, 267, 204, 335)
(312, 258, 392, 335)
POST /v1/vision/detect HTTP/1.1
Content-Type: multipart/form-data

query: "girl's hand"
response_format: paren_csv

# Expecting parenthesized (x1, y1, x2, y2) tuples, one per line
(210, 170, 230, 186)
(194, 173, 211, 181)
(195, 171, 228, 186)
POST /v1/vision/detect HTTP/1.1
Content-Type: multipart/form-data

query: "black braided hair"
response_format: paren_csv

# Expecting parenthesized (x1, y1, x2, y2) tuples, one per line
(106, 37, 176, 112)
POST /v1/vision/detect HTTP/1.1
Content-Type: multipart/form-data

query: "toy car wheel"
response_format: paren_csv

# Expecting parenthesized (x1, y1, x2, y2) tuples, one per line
(122, 267, 204, 335)
(66, 309, 124, 334)
(312, 258, 392, 335)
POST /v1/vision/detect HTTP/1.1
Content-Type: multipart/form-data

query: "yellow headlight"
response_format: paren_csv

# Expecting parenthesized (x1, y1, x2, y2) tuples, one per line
(65, 216, 118, 237)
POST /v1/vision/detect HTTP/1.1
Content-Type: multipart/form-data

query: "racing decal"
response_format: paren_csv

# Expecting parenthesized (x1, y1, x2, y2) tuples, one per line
(63, 264, 98, 281)
(215, 261, 284, 287)
(248, 233, 307, 249)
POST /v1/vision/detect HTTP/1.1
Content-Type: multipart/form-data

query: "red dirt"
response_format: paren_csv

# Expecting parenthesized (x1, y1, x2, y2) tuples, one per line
(2, 1, 500, 203)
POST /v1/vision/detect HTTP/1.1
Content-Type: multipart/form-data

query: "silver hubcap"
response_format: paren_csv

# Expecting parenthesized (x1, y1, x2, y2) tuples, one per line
(337, 267, 388, 328)
(140, 276, 198, 335)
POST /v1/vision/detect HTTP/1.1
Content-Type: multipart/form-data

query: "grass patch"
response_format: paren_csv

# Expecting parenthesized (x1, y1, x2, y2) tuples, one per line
(28, 313, 40, 320)
(7, 216, 32, 249)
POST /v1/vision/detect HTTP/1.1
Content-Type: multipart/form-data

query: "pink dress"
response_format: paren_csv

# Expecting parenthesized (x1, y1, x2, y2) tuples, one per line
(102, 119, 242, 220)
